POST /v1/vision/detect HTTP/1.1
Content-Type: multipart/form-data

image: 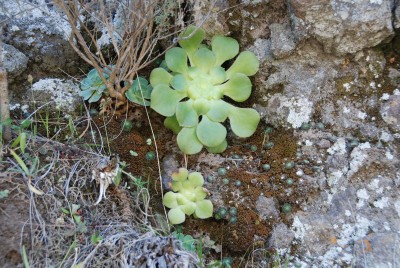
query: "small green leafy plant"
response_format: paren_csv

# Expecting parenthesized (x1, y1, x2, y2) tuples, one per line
(162, 167, 213, 224)
(150, 26, 260, 154)
(80, 68, 152, 106)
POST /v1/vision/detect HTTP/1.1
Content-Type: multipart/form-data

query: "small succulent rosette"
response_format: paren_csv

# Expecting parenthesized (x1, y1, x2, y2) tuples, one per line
(150, 26, 260, 154)
(162, 168, 213, 224)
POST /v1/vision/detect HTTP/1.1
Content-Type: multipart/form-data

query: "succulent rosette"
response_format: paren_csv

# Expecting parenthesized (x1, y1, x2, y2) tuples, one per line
(150, 26, 260, 154)
(162, 168, 213, 224)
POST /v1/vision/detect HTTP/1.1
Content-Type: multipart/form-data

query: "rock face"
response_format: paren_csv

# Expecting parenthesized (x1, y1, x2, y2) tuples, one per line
(1, 43, 28, 81)
(192, 0, 400, 267)
(289, 0, 394, 55)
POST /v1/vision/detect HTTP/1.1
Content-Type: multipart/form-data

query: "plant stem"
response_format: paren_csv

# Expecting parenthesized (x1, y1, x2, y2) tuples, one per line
(0, 30, 11, 142)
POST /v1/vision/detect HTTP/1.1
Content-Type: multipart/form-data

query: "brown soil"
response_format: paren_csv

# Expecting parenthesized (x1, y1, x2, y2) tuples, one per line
(94, 107, 321, 266)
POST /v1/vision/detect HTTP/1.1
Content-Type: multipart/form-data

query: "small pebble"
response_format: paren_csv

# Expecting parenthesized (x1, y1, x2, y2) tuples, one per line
(349, 139, 359, 147)
(317, 139, 331, 149)
(251, 178, 258, 184)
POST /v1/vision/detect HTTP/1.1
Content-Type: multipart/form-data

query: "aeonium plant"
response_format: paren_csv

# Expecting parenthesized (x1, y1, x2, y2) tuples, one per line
(162, 168, 213, 224)
(150, 26, 260, 154)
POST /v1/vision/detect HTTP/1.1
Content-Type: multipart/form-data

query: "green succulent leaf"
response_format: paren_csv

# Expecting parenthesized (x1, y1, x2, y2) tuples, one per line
(196, 116, 227, 147)
(168, 207, 186, 224)
(219, 73, 252, 102)
(193, 186, 207, 201)
(210, 66, 227, 85)
(164, 115, 182, 134)
(178, 25, 205, 58)
(150, 84, 186, 116)
(172, 168, 189, 182)
(166, 47, 188, 74)
(172, 181, 182, 192)
(171, 74, 188, 91)
(180, 202, 196, 215)
(79, 89, 95, 100)
(188, 172, 204, 187)
(193, 48, 216, 72)
(125, 77, 152, 106)
(177, 127, 203, 154)
(206, 100, 230, 122)
(163, 191, 178, 208)
(88, 90, 103, 103)
(226, 51, 259, 78)
(229, 107, 260, 137)
(194, 200, 213, 219)
(150, 68, 172, 86)
(192, 98, 210, 115)
(212, 35, 239, 66)
(176, 100, 198, 127)
(206, 139, 228, 154)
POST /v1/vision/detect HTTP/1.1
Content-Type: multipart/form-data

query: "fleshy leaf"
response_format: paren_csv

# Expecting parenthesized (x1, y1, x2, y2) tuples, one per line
(168, 207, 186, 224)
(192, 98, 210, 115)
(88, 90, 103, 103)
(188, 172, 204, 187)
(219, 73, 251, 102)
(150, 68, 172, 86)
(180, 202, 196, 215)
(210, 66, 227, 85)
(178, 26, 205, 58)
(226, 51, 259, 78)
(193, 48, 216, 72)
(171, 74, 188, 91)
(193, 187, 207, 201)
(125, 77, 152, 106)
(172, 181, 182, 192)
(164, 115, 182, 134)
(194, 200, 213, 219)
(212, 35, 239, 66)
(229, 107, 260, 137)
(206, 100, 230, 122)
(163, 191, 178, 208)
(196, 116, 226, 147)
(206, 139, 227, 154)
(176, 100, 198, 127)
(79, 89, 94, 100)
(172, 168, 189, 182)
(177, 127, 203, 154)
(150, 84, 186, 116)
(166, 47, 188, 74)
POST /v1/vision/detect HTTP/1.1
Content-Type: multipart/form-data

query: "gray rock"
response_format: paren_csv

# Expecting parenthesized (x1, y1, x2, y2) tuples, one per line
(24, 78, 81, 114)
(380, 94, 400, 132)
(0, 0, 85, 78)
(269, 23, 296, 59)
(1, 43, 28, 81)
(387, 67, 400, 86)
(354, 233, 400, 268)
(316, 139, 331, 149)
(289, 0, 394, 55)
(161, 154, 180, 191)
(267, 223, 295, 249)
(256, 195, 279, 219)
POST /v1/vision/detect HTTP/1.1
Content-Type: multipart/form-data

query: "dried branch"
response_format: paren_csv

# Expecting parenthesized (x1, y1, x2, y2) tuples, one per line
(54, 0, 183, 109)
